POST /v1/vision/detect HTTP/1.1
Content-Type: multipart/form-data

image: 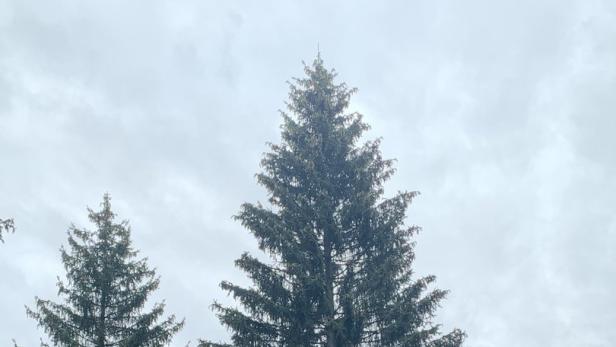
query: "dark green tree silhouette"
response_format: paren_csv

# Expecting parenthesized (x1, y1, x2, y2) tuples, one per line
(27, 194, 184, 346)
(202, 57, 465, 346)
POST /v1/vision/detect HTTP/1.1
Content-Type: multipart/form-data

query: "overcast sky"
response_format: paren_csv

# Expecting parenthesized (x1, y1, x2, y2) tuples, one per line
(1, 1, 615, 346)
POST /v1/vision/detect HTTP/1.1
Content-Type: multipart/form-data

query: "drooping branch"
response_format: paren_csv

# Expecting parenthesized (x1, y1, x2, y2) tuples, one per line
(0, 218, 15, 243)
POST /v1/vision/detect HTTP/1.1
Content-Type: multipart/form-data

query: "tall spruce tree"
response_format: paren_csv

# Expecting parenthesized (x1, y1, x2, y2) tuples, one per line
(202, 57, 465, 346)
(27, 194, 184, 346)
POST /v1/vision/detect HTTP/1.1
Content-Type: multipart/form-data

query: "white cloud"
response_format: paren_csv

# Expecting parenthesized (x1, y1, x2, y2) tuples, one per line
(1, 1, 614, 346)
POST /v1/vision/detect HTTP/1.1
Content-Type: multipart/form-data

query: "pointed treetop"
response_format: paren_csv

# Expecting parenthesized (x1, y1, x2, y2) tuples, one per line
(102, 192, 112, 211)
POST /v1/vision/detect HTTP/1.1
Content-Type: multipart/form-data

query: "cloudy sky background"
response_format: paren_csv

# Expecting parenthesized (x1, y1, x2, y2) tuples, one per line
(1, 1, 615, 346)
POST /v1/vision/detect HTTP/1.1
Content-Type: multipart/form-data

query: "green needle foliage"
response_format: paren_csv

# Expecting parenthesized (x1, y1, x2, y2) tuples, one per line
(27, 194, 184, 346)
(0, 218, 15, 243)
(202, 56, 465, 346)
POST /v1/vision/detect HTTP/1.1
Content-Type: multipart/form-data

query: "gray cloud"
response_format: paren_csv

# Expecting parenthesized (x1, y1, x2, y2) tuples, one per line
(1, 1, 615, 346)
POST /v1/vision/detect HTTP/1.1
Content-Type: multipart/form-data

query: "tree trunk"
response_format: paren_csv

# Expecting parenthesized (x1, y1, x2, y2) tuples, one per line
(324, 226, 336, 347)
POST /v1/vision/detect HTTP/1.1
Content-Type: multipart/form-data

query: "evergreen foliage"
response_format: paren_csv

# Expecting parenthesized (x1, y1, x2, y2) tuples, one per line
(202, 57, 465, 346)
(27, 194, 184, 346)
(0, 218, 15, 243)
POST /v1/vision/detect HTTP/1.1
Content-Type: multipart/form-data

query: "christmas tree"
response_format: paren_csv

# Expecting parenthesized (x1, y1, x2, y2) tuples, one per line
(27, 194, 184, 346)
(203, 56, 464, 346)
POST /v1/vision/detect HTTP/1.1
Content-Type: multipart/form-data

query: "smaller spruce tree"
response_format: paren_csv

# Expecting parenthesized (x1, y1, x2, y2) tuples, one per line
(27, 194, 184, 346)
